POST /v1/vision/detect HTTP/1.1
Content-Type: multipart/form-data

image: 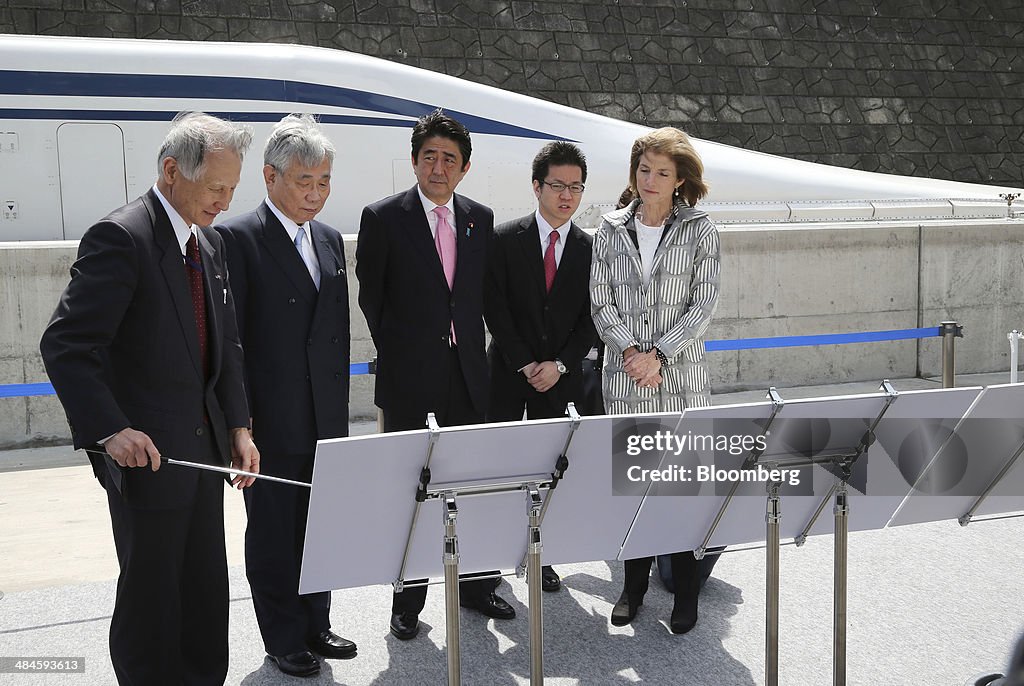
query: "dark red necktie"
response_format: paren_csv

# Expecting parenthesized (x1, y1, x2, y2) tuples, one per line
(544, 229, 559, 293)
(185, 233, 209, 381)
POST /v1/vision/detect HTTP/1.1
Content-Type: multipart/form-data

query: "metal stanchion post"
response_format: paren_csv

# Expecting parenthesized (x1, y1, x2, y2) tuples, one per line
(833, 483, 849, 686)
(765, 481, 781, 686)
(442, 493, 461, 686)
(940, 321, 962, 388)
(525, 486, 545, 686)
(1009, 331, 1022, 384)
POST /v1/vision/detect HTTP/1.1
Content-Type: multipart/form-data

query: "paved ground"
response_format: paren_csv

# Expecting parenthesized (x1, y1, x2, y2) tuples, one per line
(0, 373, 1021, 685)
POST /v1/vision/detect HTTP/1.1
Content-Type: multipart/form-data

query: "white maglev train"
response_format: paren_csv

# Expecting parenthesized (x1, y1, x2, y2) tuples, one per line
(0, 34, 1020, 240)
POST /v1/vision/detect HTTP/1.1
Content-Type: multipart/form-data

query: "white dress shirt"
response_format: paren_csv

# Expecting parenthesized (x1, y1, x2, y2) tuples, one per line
(416, 185, 456, 240)
(152, 184, 197, 256)
(536, 210, 569, 267)
(266, 197, 320, 287)
(635, 217, 663, 286)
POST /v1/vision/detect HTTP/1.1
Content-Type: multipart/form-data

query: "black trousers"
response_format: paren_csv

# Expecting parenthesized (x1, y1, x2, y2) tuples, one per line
(623, 551, 699, 606)
(243, 452, 330, 656)
(106, 464, 228, 686)
(384, 345, 496, 615)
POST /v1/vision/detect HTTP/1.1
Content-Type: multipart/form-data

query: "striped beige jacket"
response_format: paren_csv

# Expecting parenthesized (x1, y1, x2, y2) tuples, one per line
(590, 198, 721, 414)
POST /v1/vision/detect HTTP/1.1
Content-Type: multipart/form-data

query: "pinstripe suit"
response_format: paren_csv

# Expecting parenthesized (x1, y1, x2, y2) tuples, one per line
(589, 198, 721, 414)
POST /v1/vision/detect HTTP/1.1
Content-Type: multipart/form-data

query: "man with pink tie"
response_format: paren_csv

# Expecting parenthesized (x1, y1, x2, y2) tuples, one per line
(356, 109, 513, 641)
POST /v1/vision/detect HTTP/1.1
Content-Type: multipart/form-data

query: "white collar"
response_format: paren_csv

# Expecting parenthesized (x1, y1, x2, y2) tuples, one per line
(152, 184, 195, 256)
(417, 185, 455, 219)
(265, 197, 309, 243)
(535, 210, 570, 241)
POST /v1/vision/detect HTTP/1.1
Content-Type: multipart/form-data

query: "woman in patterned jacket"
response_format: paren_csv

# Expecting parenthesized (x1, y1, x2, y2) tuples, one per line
(590, 127, 721, 634)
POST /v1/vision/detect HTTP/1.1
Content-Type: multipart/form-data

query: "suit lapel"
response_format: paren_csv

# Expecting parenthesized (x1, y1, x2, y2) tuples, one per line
(258, 202, 318, 303)
(310, 222, 345, 329)
(515, 215, 546, 301)
(549, 222, 585, 298)
(453, 193, 487, 294)
(401, 187, 449, 290)
(147, 190, 204, 382)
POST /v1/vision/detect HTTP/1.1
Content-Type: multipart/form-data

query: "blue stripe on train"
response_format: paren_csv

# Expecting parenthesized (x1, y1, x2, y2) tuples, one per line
(0, 70, 570, 141)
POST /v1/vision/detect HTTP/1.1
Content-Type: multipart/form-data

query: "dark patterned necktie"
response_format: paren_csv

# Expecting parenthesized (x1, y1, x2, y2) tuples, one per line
(185, 232, 209, 381)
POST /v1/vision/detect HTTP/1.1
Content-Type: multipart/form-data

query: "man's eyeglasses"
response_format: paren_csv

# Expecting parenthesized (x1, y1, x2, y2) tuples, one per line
(541, 181, 586, 195)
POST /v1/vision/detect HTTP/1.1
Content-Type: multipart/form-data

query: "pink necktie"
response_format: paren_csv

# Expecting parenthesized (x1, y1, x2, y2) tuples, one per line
(433, 206, 457, 344)
(433, 206, 457, 289)
(544, 229, 559, 293)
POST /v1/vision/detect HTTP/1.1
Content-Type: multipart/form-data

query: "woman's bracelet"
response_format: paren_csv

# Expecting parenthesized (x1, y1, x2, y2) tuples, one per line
(652, 346, 669, 367)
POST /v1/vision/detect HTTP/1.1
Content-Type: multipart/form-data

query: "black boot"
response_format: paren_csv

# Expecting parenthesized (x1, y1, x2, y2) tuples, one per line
(612, 557, 653, 626)
(611, 589, 643, 626)
(670, 551, 700, 634)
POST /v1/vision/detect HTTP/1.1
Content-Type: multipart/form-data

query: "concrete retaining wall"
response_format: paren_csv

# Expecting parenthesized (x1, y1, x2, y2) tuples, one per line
(3, 217, 1023, 448)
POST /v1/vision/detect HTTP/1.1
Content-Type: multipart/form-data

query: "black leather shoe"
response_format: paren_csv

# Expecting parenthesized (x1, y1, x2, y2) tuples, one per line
(269, 651, 320, 678)
(541, 565, 561, 592)
(460, 592, 516, 619)
(610, 590, 643, 626)
(307, 630, 357, 659)
(390, 612, 420, 640)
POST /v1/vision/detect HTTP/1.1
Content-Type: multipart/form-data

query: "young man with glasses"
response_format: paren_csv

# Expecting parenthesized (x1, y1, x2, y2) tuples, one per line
(483, 141, 598, 592)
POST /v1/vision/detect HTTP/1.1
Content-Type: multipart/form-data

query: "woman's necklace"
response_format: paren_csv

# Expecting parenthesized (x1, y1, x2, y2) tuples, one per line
(638, 203, 670, 227)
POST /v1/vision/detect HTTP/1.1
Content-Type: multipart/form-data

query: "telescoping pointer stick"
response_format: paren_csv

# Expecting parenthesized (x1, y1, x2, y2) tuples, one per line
(85, 449, 311, 489)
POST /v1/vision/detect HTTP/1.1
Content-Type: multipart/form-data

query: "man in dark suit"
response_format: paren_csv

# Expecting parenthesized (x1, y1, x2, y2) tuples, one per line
(356, 109, 514, 640)
(39, 112, 259, 686)
(484, 141, 597, 592)
(217, 114, 356, 678)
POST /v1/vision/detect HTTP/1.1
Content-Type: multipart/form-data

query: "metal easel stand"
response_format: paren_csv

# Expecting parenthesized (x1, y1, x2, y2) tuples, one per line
(791, 380, 899, 686)
(515, 402, 583, 686)
(524, 486, 544, 685)
(693, 387, 785, 686)
(392, 407, 584, 686)
(765, 480, 782, 685)
(441, 492, 461, 685)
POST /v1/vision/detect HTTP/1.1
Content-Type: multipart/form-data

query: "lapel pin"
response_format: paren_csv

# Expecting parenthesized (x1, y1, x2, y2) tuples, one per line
(466, 220, 474, 238)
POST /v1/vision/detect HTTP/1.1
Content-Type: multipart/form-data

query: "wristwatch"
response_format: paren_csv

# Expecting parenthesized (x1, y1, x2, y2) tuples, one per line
(554, 359, 567, 374)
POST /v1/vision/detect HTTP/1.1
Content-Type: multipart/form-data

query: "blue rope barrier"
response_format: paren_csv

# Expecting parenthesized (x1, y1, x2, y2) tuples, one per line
(1, 362, 378, 398)
(0, 327, 945, 399)
(703, 326, 941, 352)
(0, 382, 55, 398)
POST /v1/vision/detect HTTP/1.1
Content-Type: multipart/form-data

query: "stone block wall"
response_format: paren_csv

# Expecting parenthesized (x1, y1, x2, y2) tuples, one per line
(2, 0, 1022, 187)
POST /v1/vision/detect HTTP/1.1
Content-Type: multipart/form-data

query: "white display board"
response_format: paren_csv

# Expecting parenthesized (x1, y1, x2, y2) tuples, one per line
(619, 391, 898, 559)
(299, 415, 643, 594)
(296, 384, 1018, 595)
(890, 383, 1024, 527)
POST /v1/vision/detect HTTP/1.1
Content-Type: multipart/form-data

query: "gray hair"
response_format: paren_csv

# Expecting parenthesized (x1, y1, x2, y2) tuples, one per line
(157, 111, 254, 181)
(263, 114, 336, 172)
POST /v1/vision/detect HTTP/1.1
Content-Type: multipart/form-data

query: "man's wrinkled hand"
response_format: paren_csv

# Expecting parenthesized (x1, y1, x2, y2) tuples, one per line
(105, 427, 161, 471)
(230, 428, 259, 489)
